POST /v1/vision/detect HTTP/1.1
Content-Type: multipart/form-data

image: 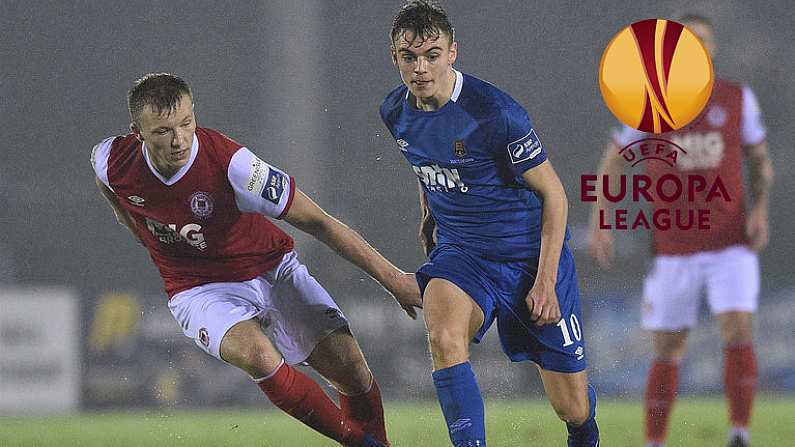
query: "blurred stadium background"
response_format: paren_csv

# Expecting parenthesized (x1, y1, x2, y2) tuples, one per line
(1, 0, 793, 445)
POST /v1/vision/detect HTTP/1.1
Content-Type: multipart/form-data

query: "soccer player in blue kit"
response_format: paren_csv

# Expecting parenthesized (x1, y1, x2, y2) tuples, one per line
(379, 2, 600, 446)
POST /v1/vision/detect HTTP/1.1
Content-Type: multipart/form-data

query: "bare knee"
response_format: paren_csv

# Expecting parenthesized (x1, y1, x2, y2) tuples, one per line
(428, 328, 469, 368)
(220, 320, 282, 379)
(719, 312, 753, 345)
(551, 395, 590, 426)
(653, 331, 689, 362)
(232, 340, 283, 378)
(336, 359, 372, 394)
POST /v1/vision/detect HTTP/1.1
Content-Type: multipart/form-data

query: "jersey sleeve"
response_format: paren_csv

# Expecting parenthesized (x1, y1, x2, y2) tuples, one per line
(90, 136, 116, 191)
(741, 85, 767, 146)
(498, 104, 547, 175)
(227, 147, 296, 219)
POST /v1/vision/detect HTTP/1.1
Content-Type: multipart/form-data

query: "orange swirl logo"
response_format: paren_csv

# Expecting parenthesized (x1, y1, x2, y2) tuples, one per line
(599, 19, 714, 133)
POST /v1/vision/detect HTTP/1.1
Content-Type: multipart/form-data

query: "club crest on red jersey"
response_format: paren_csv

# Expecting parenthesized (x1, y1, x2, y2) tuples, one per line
(190, 191, 214, 219)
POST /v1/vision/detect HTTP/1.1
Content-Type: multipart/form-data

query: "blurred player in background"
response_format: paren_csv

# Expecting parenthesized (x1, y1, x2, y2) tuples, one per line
(587, 14, 773, 447)
(380, 2, 600, 446)
(91, 73, 422, 447)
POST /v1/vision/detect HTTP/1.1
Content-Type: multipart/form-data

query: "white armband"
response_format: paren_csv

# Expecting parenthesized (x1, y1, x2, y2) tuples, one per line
(228, 147, 295, 218)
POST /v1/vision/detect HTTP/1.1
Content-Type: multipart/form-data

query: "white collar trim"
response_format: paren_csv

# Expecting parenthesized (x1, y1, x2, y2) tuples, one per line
(404, 69, 464, 102)
(142, 133, 199, 186)
(450, 69, 463, 102)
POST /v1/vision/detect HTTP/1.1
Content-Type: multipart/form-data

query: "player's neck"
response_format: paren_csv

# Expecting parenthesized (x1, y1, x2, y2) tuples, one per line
(153, 160, 179, 180)
(415, 69, 456, 111)
(146, 147, 180, 180)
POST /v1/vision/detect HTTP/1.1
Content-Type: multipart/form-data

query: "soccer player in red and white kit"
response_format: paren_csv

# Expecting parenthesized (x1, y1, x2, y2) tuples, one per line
(91, 73, 422, 447)
(587, 15, 773, 447)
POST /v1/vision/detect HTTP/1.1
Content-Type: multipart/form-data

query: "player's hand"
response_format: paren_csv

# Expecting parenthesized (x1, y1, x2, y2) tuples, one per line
(389, 272, 423, 319)
(587, 228, 615, 269)
(418, 213, 437, 256)
(525, 277, 561, 326)
(745, 204, 769, 252)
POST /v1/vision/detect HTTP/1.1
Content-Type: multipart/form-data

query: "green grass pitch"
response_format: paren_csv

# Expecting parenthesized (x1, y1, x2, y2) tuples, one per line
(2, 398, 793, 446)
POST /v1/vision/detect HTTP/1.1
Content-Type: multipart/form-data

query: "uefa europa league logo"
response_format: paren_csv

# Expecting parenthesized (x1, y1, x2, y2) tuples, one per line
(599, 19, 714, 134)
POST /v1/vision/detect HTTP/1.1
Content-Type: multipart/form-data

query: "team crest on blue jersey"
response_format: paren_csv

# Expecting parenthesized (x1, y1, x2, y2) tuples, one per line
(508, 128, 543, 164)
(190, 191, 214, 219)
(262, 169, 287, 205)
(454, 140, 467, 158)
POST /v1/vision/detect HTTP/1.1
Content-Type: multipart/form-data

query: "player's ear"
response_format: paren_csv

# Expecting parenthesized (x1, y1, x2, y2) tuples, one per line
(448, 41, 458, 65)
(390, 45, 398, 66)
(130, 122, 143, 142)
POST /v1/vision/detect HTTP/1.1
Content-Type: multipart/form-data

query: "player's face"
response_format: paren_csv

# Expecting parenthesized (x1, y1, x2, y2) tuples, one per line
(133, 94, 197, 175)
(391, 30, 457, 103)
(685, 21, 716, 57)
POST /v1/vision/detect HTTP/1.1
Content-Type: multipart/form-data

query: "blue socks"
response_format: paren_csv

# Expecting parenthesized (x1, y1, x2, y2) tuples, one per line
(432, 362, 486, 447)
(566, 383, 600, 447)
(433, 363, 598, 447)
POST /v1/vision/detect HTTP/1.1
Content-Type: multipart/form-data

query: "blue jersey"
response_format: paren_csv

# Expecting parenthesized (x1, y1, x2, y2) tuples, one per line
(380, 70, 568, 261)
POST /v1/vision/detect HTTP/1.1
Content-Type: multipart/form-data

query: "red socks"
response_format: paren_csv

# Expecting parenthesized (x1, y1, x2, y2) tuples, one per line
(643, 344, 757, 444)
(257, 362, 363, 445)
(645, 360, 680, 443)
(725, 344, 757, 428)
(340, 378, 388, 444)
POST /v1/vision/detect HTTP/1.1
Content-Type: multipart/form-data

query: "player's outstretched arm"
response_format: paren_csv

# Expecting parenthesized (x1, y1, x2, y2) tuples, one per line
(586, 139, 625, 269)
(95, 177, 144, 245)
(283, 189, 422, 319)
(521, 160, 568, 326)
(417, 181, 436, 256)
(744, 140, 774, 251)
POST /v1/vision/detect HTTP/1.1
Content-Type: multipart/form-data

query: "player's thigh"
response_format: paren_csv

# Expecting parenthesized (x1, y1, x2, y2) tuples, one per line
(305, 326, 372, 395)
(168, 281, 268, 365)
(423, 278, 485, 349)
(536, 366, 591, 425)
(416, 245, 495, 344)
(705, 245, 759, 316)
(496, 246, 586, 372)
(263, 251, 350, 365)
(641, 254, 704, 331)
(219, 318, 283, 378)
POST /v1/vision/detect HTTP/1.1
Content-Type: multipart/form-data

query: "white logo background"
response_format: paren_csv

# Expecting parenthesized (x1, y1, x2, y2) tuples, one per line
(507, 129, 543, 164)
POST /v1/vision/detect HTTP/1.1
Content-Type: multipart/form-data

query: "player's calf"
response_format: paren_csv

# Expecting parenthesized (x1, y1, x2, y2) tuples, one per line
(257, 360, 377, 446)
(564, 384, 599, 447)
(433, 361, 487, 446)
(307, 327, 390, 445)
(550, 390, 590, 426)
(538, 368, 599, 447)
(221, 321, 375, 446)
(340, 379, 389, 446)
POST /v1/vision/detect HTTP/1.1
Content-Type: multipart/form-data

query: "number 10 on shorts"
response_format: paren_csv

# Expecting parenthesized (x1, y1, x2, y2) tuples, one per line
(557, 314, 582, 347)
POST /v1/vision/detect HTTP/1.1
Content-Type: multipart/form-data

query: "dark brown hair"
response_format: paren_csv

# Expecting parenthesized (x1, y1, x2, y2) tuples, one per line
(390, 0, 455, 45)
(128, 73, 192, 124)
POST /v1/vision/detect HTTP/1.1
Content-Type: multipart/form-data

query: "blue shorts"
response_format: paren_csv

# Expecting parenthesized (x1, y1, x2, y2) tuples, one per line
(416, 244, 586, 373)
